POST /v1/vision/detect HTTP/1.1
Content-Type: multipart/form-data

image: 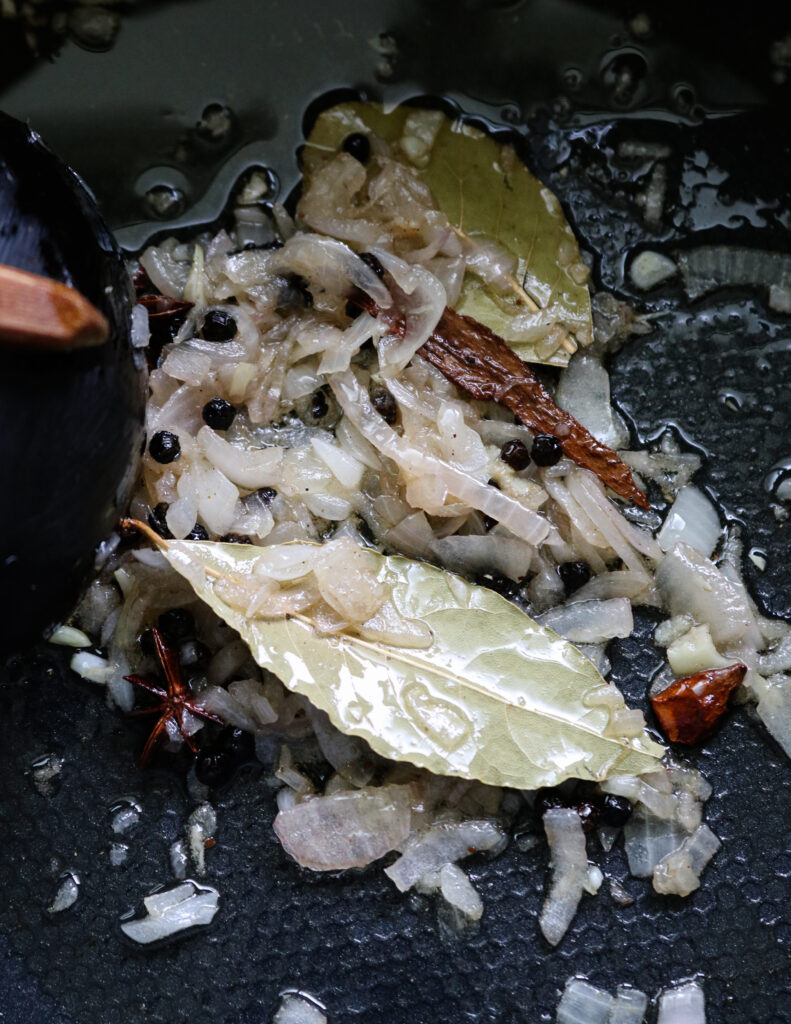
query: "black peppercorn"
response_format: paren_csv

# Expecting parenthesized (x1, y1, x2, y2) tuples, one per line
(201, 309, 237, 341)
(558, 560, 592, 594)
(202, 397, 237, 431)
(599, 793, 633, 828)
(370, 383, 398, 424)
(534, 788, 567, 817)
(531, 434, 563, 467)
(500, 438, 531, 471)
(186, 523, 209, 541)
(359, 251, 385, 278)
(220, 533, 254, 544)
(256, 486, 277, 506)
(342, 132, 370, 164)
(149, 430, 181, 464)
(156, 608, 195, 642)
(147, 502, 173, 539)
(195, 726, 255, 788)
(310, 390, 329, 419)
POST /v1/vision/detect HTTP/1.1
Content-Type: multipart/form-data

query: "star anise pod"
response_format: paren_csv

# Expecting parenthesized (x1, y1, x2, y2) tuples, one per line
(124, 627, 222, 768)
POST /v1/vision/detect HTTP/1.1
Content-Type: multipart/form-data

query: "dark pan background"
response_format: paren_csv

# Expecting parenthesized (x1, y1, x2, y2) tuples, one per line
(2, 2, 791, 1022)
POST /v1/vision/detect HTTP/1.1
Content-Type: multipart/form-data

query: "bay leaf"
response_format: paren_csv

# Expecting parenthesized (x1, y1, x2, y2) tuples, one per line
(149, 532, 663, 789)
(302, 101, 593, 366)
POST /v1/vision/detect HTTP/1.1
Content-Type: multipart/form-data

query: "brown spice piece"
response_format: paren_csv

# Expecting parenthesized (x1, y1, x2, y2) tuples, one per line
(651, 663, 747, 744)
(354, 293, 649, 508)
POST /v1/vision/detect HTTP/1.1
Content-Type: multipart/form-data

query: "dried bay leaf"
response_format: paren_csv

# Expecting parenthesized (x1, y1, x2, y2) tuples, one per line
(136, 525, 664, 790)
(303, 101, 593, 366)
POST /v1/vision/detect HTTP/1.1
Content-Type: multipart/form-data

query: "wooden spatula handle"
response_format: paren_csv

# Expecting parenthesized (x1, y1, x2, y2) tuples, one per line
(0, 263, 109, 351)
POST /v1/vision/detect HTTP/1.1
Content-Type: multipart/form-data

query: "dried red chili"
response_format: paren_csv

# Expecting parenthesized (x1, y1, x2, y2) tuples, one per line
(352, 293, 649, 509)
(651, 663, 747, 745)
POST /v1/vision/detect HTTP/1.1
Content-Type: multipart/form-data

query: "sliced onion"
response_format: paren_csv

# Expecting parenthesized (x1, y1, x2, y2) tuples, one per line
(652, 823, 720, 896)
(273, 785, 414, 870)
(657, 982, 706, 1024)
(330, 371, 551, 546)
(567, 469, 661, 563)
(611, 987, 649, 1024)
(432, 533, 533, 582)
(369, 248, 446, 374)
(120, 881, 219, 945)
(438, 863, 483, 922)
(273, 994, 328, 1024)
(622, 808, 686, 878)
(666, 625, 731, 675)
(538, 598, 633, 644)
(198, 426, 283, 490)
(566, 570, 654, 606)
(276, 233, 392, 309)
(657, 486, 721, 558)
(656, 542, 756, 646)
(555, 353, 629, 449)
(385, 820, 507, 892)
(310, 436, 365, 490)
(556, 979, 614, 1024)
(539, 807, 588, 946)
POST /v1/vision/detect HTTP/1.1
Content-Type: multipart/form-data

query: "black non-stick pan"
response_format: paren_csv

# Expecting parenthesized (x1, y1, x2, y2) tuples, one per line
(2, 2, 791, 1022)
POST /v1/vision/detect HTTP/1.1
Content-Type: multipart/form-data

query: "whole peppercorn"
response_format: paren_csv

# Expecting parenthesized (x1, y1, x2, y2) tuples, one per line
(202, 398, 237, 431)
(342, 132, 371, 163)
(156, 608, 195, 642)
(359, 251, 385, 277)
(310, 390, 329, 420)
(531, 433, 563, 467)
(558, 561, 592, 594)
(599, 793, 634, 828)
(186, 523, 209, 541)
(200, 309, 237, 341)
(500, 438, 531, 471)
(149, 430, 181, 464)
(370, 384, 398, 425)
(256, 486, 278, 506)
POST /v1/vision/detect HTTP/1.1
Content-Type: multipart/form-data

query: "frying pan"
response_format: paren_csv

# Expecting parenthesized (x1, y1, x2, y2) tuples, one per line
(2, 2, 791, 1022)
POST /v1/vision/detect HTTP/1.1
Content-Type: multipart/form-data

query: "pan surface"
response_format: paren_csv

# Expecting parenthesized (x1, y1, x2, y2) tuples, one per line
(1, 3, 791, 1022)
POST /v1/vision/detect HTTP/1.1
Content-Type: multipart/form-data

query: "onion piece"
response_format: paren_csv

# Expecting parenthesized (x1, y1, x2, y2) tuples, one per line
(652, 824, 720, 896)
(657, 982, 706, 1024)
(274, 785, 414, 870)
(656, 542, 757, 647)
(276, 233, 392, 309)
(47, 872, 80, 914)
(555, 979, 614, 1024)
(385, 820, 507, 892)
(539, 808, 587, 946)
(432, 533, 533, 582)
(198, 426, 283, 490)
(555, 353, 629, 450)
(537, 598, 633, 644)
(273, 994, 328, 1024)
(330, 371, 551, 546)
(612, 988, 649, 1024)
(371, 248, 446, 374)
(438, 863, 483, 922)
(657, 486, 721, 558)
(622, 808, 686, 878)
(666, 625, 731, 675)
(120, 880, 219, 945)
(310, 436, 365, 489)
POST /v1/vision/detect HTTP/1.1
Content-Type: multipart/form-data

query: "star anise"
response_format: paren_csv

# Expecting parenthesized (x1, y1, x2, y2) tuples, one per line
(124, 627, 222, 768)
